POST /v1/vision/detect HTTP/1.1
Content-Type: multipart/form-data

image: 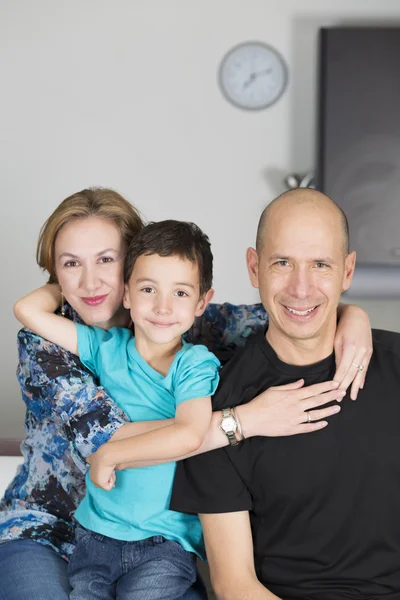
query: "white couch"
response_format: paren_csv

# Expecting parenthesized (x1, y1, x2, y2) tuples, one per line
(0, 457, 23, 497)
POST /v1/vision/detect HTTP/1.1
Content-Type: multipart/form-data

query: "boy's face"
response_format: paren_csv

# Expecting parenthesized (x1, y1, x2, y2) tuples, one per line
(123, 254, 213, 346)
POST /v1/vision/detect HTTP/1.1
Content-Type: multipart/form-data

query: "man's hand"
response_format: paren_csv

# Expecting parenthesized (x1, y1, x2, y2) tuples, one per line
(87, 449, 116, 491)
(335, 303, 372, 399)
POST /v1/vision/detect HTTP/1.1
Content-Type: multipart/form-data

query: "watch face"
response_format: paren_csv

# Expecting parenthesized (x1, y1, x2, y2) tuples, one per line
(221, 415, 237, 433)
(219, 41, 288, 110)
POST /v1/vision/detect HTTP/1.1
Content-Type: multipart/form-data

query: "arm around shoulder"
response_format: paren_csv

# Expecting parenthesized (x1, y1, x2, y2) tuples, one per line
(14, 283, 78, 354)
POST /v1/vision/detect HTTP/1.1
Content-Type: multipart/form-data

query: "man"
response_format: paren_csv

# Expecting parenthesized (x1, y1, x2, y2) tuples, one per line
(171, 189, 400, 600)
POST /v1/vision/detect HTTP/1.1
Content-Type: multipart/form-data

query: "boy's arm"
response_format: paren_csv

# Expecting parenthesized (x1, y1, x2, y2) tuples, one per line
(88, 396, 211, 489)
(200, 511, 280, 600)
(14, 283, 78, 355)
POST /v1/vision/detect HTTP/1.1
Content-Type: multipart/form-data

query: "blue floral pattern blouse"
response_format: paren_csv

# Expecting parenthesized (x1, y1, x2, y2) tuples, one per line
(0, 302, 266, 560)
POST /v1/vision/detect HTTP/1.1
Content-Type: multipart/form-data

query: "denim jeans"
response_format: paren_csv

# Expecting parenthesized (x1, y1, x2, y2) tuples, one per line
(68, 526, 202, 600)
(0, 540, 71, 600)
(0, 538, 207, 600)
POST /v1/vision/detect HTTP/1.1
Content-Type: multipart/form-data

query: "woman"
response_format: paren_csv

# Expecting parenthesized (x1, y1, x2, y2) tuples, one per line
(0, 187, 372, 600)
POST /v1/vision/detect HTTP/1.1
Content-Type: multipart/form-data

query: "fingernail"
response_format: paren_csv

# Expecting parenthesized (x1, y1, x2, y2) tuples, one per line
(333, 405, 341, 413)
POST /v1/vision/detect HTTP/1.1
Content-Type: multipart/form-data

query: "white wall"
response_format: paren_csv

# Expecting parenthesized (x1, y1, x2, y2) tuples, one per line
(1, 0, 400, 440)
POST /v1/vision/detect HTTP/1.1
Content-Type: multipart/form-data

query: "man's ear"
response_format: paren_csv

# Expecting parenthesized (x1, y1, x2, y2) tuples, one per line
(246, 247, 260, 289)
(122, 284, 131, 309)
(194, 288, 214, 317)
(342, 251, 356, 292)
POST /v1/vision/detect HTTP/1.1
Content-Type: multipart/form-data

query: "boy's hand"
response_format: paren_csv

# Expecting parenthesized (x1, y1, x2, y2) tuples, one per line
(87, 451, 116, 491)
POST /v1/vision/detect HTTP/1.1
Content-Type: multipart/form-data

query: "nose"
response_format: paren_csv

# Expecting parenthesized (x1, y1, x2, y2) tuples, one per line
(154, 295, 172, 316)
(80, 265, 102, 294)
(287, 266, 314, 300)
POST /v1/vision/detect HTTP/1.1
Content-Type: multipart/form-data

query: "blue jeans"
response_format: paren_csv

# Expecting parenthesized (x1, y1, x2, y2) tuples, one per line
(0, 538, 207, 600)
(68, 526, 203, 600)
(0, 540, 70, 600)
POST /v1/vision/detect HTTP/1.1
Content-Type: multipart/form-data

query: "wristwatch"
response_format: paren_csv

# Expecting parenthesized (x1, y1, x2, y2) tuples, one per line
(219, 408, 239, 446)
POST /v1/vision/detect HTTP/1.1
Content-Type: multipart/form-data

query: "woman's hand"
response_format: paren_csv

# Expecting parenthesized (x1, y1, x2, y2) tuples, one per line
(334, 304, 372, 399)
(237, 379, 344, 438)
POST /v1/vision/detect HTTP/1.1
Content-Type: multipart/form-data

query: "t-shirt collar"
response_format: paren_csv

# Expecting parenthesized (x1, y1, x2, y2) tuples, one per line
(259, 327, 335, 378)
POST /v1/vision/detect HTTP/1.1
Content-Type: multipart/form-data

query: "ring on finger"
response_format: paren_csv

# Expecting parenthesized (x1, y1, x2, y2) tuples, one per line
(307, 412, 312, 424)
(352, 362, 364, 373)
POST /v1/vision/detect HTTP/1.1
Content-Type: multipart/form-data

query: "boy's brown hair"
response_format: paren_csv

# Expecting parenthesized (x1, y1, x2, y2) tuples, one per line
(124, 220, 213, 296)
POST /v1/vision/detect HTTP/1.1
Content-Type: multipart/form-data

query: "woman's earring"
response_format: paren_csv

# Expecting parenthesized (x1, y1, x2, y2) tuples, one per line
(61, 292, 66, 317)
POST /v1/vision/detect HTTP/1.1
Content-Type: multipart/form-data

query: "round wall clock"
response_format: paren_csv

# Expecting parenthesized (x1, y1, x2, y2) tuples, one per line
(218, 41, 288, 110)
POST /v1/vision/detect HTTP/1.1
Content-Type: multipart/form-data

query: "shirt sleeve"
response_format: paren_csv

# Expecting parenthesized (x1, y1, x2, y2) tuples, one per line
(16, 328, 129, 466)
(173, 345, 220, 405)
(188, 302, 267, 364)
(76, 323, 114, 377)
(171, 446, 253, 515)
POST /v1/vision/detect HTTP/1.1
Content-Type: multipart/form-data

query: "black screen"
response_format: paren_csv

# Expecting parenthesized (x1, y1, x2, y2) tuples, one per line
(317, 27, 400, 265)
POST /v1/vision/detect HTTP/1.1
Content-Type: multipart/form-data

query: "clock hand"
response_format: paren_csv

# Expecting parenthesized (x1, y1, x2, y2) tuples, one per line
(242, 72, 257, 89)
(254, 68, 273, 77)
(243, 68, 273, 89)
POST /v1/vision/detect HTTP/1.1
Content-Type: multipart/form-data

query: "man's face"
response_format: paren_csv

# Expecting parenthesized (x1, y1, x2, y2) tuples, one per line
(247, 201, 356, 344)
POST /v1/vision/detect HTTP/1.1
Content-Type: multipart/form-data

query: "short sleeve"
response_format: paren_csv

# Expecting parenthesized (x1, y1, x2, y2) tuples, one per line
(76, 323, 107, 376)
(173, 345, 220, 406)
(76, 325, 132, 379)
(171, 446, 253, 515)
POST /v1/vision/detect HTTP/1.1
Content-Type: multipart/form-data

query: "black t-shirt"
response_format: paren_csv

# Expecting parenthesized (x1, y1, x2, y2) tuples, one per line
(171, 328, 400, 600)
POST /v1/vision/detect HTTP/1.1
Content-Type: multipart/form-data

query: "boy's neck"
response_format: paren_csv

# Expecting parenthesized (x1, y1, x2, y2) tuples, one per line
(135, 332, 183, 376)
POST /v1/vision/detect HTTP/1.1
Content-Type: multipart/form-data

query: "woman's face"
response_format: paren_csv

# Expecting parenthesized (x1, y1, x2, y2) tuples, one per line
(55, 216, 127, 328)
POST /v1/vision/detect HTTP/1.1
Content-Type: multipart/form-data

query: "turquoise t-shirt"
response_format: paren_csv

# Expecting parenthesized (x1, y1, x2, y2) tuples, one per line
(74, 324, 220, 558)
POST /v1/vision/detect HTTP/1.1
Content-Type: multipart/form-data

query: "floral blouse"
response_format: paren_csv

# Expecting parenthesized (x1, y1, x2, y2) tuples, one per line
(0, 302, 267, 560)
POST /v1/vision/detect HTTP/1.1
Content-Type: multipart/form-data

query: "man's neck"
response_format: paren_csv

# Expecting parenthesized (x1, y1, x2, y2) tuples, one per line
(266, 324, 336, 366)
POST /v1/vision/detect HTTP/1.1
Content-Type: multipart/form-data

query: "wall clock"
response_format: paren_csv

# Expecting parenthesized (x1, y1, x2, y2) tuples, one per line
(218, 41, 288, 110)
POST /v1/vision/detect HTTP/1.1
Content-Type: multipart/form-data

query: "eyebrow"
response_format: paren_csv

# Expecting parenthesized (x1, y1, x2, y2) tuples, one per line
(136, 278, 196, 289)
(58, 248, 120, 260)
(269, 254, 335, 263)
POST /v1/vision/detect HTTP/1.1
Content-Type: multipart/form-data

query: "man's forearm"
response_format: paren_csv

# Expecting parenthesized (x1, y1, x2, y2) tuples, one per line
(214, 578, 280, 600)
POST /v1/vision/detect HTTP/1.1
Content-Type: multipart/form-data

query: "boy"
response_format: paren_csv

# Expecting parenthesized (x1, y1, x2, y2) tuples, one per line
(14, 220, 220, 600)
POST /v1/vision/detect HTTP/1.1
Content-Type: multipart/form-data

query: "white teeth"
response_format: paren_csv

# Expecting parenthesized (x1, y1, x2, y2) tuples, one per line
(286, 306, 316, 316)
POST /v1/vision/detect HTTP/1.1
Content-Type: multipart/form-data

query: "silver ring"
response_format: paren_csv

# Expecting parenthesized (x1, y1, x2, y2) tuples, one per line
(352, 362, 364, 372)
(307, 412, 312, 424)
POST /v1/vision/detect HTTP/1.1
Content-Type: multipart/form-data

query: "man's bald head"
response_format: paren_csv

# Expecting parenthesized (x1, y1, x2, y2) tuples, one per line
(255, 189, 350, 256)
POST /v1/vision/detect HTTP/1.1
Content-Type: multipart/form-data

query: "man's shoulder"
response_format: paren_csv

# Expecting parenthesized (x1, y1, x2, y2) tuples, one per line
(220, 329, 267, 372)
(372, 328, 400, 356)
(212, 330, 268, 410)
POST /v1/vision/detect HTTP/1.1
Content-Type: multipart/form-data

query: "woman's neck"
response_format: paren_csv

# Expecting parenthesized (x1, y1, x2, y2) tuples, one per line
(88, 305, 131, 331)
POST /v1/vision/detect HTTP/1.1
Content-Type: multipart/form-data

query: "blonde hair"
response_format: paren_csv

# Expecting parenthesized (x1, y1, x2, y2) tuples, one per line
(37, 187, 144, 283)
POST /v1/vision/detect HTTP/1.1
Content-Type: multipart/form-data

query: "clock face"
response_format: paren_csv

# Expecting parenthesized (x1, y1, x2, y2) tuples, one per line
(219, 41, 288, 110)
